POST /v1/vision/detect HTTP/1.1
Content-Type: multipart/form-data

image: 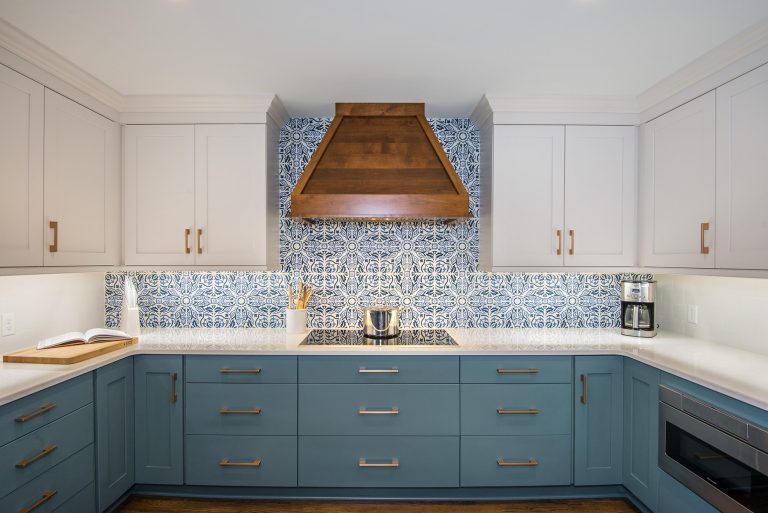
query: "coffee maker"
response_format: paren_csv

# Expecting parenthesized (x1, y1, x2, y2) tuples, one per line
(620, 280, 656, 338)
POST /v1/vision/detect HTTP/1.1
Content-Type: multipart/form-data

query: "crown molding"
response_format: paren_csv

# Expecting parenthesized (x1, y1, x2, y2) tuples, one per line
(119, 94, 277, 113)
(483, 94, 639, 113)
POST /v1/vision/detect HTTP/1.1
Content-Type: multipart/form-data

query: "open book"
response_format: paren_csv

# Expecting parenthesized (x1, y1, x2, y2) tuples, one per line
(37, 328, 132, 350)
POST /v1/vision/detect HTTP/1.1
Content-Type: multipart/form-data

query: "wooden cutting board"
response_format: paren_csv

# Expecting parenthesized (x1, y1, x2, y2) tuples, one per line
(3, 337, 138, 365)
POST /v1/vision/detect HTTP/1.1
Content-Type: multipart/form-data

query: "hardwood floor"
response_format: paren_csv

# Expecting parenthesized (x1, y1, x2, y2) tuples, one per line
(117, 496, 640, 513)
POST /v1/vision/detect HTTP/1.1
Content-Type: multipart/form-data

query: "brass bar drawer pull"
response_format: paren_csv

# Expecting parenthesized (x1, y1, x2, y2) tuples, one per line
(580, 374, 587, 404)
(219, 408, 262, 415)
(18, 489, 57, 513)
(184, 228, 191, 254)
(48, 221, 58, 253)
(358, 368, 399, 374)
(197, 228, 203, 254)
(496, 368, 539, 374)
(219, 368, 262, 374)
(497, 408, 539, 415)
(359, 458, 400, 468)
(556, 229, 562, 256)
(358, 408, 399, 415)
(16, 445, 57, 468)
(171, 372, 178, 403)
(701, 222, 710, 255)
(569, 229, 575, 255)
(15, 403, 56, 423)
(497, 458, 538, 467)
(219, 458, 262, 467)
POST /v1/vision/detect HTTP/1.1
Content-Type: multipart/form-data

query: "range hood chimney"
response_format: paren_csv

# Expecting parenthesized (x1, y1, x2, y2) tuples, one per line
(290, 103, 470, 221)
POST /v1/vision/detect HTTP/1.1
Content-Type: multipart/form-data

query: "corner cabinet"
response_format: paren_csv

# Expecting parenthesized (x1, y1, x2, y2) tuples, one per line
(124, 122, 278, 268)
(573, 356, 623, 486)
(95, 358, 135, 512)
(134, 355, 183, 485)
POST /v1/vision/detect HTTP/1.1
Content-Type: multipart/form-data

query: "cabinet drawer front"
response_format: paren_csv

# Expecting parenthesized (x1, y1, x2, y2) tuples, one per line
(0, 405, 93, 498)
(185, 383, 297, 435)
(52, 482, 95, 513)
(461, 435, 571, 486)
(0, 445, 94, 513)
(461, 384, 571, 435)
(185, 356, 297, 383)
(299, 436, 459, 487)
(0, 373, 92, 446)
(299, 384, 459, 436)
(299, 356, 459, 383)
(461, 356, 572, 383)
(185, 435, 296, 487)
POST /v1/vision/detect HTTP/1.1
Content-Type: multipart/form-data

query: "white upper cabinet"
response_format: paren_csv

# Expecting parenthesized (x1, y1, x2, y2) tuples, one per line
(124, 125, 196, 266)
(194, 125, 267, 266)
(639, 91, 716, 268)
(44, 89, 120, 266)
(716, 63, 768, 270)
(492, 125, 565, 267)
(0, 64, 43, 267)
(564, 126, 636, 267)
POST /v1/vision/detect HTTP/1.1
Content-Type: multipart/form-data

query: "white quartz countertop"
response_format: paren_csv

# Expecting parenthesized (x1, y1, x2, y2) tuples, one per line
(2, 328, 767, 413)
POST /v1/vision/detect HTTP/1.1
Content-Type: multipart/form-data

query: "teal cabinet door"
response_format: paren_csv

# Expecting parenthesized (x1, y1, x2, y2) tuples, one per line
(574, 356, 623, 486)
(134, 355, 183, 485)
(623, 358, 660, 512)
(658, 470, 719, 513)
(95, 358, 134, 512)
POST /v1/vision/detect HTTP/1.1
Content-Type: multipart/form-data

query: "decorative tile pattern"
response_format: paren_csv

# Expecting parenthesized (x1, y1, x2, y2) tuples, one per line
(105, 118, 651, 330)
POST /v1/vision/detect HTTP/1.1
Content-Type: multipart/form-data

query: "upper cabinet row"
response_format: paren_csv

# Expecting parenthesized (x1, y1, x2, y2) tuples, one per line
(641, 62, 768, 270)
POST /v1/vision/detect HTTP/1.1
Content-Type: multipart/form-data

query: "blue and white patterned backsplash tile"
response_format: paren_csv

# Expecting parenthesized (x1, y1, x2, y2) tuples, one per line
(104, 117, 651, 330)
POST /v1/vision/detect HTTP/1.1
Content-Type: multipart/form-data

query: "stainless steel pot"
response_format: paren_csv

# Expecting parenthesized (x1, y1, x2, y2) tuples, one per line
(363, 306, 400, 338)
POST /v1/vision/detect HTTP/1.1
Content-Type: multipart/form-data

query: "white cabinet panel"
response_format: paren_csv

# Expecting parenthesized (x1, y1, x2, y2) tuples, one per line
(492, 125, 565, 267)
(43, 89, 120, 266)
(716, 63, 768, 270)
(0, 64, 43, 267)
(565, 126, 636, 266)
(124, 125, 195, 265)
(194, 125, 266, 266)
(640, 92, 716, 268)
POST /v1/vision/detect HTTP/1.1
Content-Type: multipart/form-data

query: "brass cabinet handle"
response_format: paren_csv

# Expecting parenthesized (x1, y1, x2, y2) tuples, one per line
(358, 368, 399, 374)
(197, 228, 203, 254)
(15, 403, 56, 423)
(497, 408, 539, 415)
(16, 445, 57, 468)
(219, 458, 261, 467)
(359, 458, 399, 468)
(496, 368, 539, 374)
(701, 222, 710, 255)
(358, 408, 399, 415)
(171, 372, 178, 403)
(219, 368, 262, 374)
(556, 229, 562, 256)
(569, 229, 575, 255)
(18, 489, 57, 513)
(184, 228, 191, 254)
(219, 408, 262, 415)
(580, 374, 587, 404)
(497, 458, 538, 467)
(48, 221, 58, 253)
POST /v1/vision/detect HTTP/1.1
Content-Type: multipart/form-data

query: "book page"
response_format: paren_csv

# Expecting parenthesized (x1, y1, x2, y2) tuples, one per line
(37, 332, 86, 350)
(84, 328, 131, 342)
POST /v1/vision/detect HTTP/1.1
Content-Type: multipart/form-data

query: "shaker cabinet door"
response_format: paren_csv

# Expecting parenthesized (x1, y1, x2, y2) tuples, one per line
(124, 125, 195, 265)
(0, 64, 44, 267)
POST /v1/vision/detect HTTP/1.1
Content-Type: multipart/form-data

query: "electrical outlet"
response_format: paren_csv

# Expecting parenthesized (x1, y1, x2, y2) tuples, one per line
(1, 313, 15, 336)
(687, 305, 698, 325)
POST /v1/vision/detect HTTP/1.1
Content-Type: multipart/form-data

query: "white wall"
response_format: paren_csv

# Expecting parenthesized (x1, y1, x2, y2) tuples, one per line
(656, 274, 768, 355)
(0, 272, 105, 352)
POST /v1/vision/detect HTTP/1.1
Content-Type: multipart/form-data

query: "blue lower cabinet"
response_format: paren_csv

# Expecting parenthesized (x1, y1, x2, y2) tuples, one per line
(657, 470, 719, 513)
(573, 356, 623, 486)
(623, 358, 660, 511)
(0, 445, 95, 513)
(299, 356, 459, 384)
(299, 384, 459, 436)
(53, 482, 97, 513)
(95, 358, 134, 512)
(134, 355, 183, 485)
(460, 435, 572, 486)
(460, 356, 572, 384)
(299, 436, 459, 487)
(461, 384, 571, 436)
(186, 355, 297, 384)
(186, 383, 297, 435)
(185, 435, 297, 486)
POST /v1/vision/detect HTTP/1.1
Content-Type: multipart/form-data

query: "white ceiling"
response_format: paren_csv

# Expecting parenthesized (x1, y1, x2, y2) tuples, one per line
(1, 0, 768, 117)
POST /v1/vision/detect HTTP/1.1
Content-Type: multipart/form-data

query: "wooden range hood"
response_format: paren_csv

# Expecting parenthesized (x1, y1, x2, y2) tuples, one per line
(290, 103, 470, 220)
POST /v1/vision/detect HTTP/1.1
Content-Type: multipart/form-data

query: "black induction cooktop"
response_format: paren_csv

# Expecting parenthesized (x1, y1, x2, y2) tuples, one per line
(301, 329, 457, 346)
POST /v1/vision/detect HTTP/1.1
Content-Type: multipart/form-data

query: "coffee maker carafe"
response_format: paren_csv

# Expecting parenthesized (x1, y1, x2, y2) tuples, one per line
(620, 280, 656, 338)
